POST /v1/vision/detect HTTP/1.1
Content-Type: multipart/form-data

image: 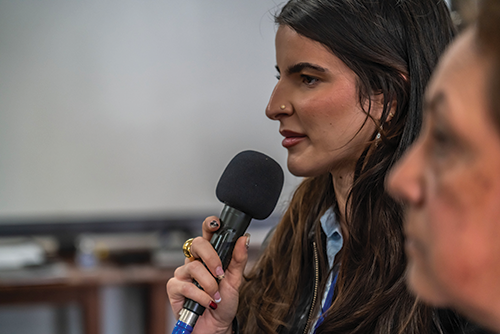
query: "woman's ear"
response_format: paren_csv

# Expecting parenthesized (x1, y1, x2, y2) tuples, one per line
(386, 100, 397, 123)
(370, 92, 397, 124)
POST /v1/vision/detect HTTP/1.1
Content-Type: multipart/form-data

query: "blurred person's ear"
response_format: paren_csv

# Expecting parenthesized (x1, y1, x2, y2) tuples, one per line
(449, 0, 479, 31)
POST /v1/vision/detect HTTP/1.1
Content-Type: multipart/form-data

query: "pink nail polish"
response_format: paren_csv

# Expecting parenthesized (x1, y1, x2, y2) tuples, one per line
(214, 291, 222, 303)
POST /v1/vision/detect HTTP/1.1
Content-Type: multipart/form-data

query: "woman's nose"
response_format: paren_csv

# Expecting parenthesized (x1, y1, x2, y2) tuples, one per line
(387, 140, 425, 206)
(266, 82, 291, 120)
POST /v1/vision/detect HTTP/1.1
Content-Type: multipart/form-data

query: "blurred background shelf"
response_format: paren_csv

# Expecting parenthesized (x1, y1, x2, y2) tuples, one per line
(0, 261, 175, 334)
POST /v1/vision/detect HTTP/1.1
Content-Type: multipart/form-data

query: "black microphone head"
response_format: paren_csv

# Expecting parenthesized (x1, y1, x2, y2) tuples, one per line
(216, 150, 284, 220)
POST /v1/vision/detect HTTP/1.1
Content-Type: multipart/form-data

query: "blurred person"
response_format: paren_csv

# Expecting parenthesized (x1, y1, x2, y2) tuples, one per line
(387, 0, 500, 331)
(165, 1, 488, 333)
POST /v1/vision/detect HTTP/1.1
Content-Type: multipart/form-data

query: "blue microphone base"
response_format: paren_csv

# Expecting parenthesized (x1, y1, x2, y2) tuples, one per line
(171, 308, 198, 334)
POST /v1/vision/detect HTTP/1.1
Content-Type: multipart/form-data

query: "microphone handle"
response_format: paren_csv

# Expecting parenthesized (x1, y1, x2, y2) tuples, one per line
(211, 205, 253, 270)
(181, 205, 252, 326)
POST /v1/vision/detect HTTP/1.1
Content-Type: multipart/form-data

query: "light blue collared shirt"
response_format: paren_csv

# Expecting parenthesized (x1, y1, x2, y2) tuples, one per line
(309, 207, 343, 333)
(320, 207, 343, 269)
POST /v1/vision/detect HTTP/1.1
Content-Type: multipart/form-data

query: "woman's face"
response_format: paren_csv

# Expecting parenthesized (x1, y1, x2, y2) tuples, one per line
(388, 30, 500, 330)
(266, 25, 380, 177)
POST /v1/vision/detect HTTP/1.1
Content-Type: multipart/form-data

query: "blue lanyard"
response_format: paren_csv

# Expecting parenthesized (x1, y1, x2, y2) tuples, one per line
(313, 272, 338, 332)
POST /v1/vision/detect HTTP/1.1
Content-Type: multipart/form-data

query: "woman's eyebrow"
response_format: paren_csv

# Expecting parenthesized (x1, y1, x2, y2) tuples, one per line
(424, 91, 446, 117)
(275, 62, 328, 75)
(287, 62, 327, 74)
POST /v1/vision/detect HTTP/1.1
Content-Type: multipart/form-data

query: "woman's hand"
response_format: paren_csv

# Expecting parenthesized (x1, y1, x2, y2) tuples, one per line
(166, 216, 250, 334)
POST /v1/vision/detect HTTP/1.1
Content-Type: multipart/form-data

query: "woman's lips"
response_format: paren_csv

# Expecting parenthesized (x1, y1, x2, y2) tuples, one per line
(280, 130, 306, 148)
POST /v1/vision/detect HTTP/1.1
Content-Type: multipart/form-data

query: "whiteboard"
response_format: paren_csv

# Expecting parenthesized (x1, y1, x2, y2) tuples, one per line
(0, 0, 301, 222)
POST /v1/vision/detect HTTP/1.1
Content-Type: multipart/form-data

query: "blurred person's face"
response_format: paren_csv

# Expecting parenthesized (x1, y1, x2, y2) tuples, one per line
(388, 29, 500, 330)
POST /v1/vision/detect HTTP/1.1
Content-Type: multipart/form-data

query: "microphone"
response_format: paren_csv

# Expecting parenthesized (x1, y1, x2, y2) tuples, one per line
(173, 150, 284, 334)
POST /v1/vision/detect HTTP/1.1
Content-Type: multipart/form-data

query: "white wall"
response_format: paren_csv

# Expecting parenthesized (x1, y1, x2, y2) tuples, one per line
(0, 0, 300, 222)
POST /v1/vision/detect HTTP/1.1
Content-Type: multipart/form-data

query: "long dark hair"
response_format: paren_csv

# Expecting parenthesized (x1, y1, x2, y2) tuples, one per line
(478, 0, 500, 133)
(238, 1, 455, 333)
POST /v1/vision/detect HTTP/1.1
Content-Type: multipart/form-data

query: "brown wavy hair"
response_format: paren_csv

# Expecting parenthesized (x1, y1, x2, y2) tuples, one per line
(237, 1, 456, 333)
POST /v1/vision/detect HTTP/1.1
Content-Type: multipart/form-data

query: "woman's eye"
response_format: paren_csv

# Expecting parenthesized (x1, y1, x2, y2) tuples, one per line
(301, 75, 319, 86)
(275, 74, 281, 80)
(430, 126, 453, 157)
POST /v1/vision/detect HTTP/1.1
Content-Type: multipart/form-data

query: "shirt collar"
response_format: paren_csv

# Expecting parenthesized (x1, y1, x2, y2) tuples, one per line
(320, 207, 341, 239)
(320, 207, 343, 269)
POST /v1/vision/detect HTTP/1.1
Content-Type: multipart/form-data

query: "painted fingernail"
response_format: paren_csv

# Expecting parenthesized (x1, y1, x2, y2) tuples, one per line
(209, 220, 219, 228)
(214, 291, 222, 303)
(209, 301, 217, 310)
(245, 233, 251, 249)
(216, 266, 225, 279)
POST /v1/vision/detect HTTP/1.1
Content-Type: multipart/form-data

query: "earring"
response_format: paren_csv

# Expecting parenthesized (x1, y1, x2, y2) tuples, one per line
(374, 132, 382, 148)
(280, 105, 286, 110)
(375, 124, 383, 147)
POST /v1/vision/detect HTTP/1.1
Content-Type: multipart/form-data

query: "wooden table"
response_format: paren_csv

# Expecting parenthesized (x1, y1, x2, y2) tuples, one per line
(0, 262, 175, 334)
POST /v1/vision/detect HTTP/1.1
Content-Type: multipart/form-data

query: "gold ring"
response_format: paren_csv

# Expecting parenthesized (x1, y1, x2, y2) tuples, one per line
(183, 238, 194, 259)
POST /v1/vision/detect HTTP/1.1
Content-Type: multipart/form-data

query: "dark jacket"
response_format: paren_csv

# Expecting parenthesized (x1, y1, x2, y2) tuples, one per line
(259, 226, 493, 334)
